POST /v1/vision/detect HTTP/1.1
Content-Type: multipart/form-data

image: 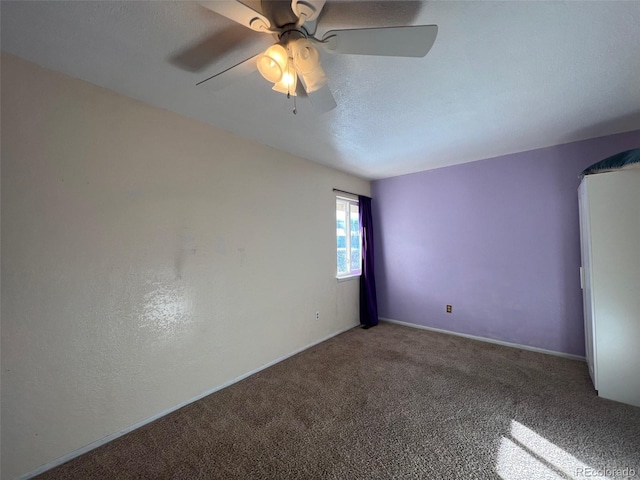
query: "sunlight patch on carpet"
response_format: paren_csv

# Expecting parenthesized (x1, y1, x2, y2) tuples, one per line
(496, 420, 610, 480)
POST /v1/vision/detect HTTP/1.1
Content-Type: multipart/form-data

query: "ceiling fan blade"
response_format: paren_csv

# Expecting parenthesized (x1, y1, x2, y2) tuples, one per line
(321, 25, 438, 57)
(307, 84, 337, 113)
(196, 53, 259, 90)
(314, 2, 424, 29)
(169, 25, 264, 73)
(295, 80, 308, 98)
(291, 0, 326, 22)
(199, 1, 272, 32)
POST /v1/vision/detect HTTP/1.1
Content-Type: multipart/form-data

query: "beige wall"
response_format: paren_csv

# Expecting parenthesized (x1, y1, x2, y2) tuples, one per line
(0, 53, 369, 479)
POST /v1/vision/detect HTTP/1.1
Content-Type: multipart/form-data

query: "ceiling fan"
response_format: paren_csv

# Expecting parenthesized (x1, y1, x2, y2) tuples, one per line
(194, 0, 438, 113)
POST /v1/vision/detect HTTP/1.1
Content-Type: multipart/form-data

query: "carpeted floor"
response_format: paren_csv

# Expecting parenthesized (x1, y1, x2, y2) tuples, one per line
(36, 322, 640, 479)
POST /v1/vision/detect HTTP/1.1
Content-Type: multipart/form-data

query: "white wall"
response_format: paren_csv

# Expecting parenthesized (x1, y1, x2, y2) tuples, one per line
(0, 53, 369, 480)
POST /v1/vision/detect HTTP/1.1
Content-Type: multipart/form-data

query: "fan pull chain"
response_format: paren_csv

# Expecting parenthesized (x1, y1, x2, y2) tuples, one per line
(287, 91, 297, 115)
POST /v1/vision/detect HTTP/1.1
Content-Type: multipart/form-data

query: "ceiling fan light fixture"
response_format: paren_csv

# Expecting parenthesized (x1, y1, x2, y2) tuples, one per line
(257, 43, 288, 83)
(197, 1, 438, 114)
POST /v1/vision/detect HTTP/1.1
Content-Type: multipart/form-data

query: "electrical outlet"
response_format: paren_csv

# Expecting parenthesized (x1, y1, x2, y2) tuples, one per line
(315, 311, 320, 320)
(446, 305, 452, 313)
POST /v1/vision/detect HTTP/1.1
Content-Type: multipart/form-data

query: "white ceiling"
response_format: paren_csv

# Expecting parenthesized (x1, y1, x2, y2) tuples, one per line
(2, 1, 639, 179)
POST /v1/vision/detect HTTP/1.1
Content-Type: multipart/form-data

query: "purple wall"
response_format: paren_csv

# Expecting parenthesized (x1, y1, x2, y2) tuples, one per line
(372, 130, 640, 356)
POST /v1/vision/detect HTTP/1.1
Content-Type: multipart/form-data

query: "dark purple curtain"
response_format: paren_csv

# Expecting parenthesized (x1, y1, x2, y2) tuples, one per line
(359, 196, 379, 327)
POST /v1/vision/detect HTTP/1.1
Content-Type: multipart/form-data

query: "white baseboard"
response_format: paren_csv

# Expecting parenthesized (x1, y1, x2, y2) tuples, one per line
(379, 317, 586, 362)
(19, 322, 359, 480)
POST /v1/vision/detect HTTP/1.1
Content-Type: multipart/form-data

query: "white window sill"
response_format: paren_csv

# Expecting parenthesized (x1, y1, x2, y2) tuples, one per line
(337, 275, 361, 283)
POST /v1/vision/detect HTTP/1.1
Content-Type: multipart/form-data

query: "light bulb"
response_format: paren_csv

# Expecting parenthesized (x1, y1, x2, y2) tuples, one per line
(257, 44, 288, 84)
(282, 71, 295, 86)
(272, 58, 298, 95)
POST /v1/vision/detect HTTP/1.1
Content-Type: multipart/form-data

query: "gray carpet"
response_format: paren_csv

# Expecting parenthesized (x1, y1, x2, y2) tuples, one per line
(36, 322, 640, 479)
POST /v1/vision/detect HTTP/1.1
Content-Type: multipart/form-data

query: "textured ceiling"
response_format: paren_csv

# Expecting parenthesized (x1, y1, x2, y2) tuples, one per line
(2, 1, 640, 179)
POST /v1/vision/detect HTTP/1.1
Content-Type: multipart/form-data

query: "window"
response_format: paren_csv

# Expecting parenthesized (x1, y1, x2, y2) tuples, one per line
(336, 196, 361, 278)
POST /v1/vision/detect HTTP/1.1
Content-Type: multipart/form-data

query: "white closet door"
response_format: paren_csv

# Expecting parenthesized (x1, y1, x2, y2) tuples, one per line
(586, 170, 640, 407)
(578, 180, 597, 389)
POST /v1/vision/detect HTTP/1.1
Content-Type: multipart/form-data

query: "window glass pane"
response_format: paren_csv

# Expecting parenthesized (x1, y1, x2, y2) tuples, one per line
(350, 204, 361, 273)
(336, 201, 348, 275)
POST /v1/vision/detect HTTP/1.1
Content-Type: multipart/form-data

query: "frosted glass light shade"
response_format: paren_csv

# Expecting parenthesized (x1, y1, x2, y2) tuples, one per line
(257, 44, 288, 83)
(291, 38, 327, 93)
(299, 64, 327, 93)
(292, 39, 320, 75)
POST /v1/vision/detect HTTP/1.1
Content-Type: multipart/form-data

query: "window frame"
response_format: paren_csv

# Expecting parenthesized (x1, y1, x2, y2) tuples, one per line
(336, 195, 362, 280)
